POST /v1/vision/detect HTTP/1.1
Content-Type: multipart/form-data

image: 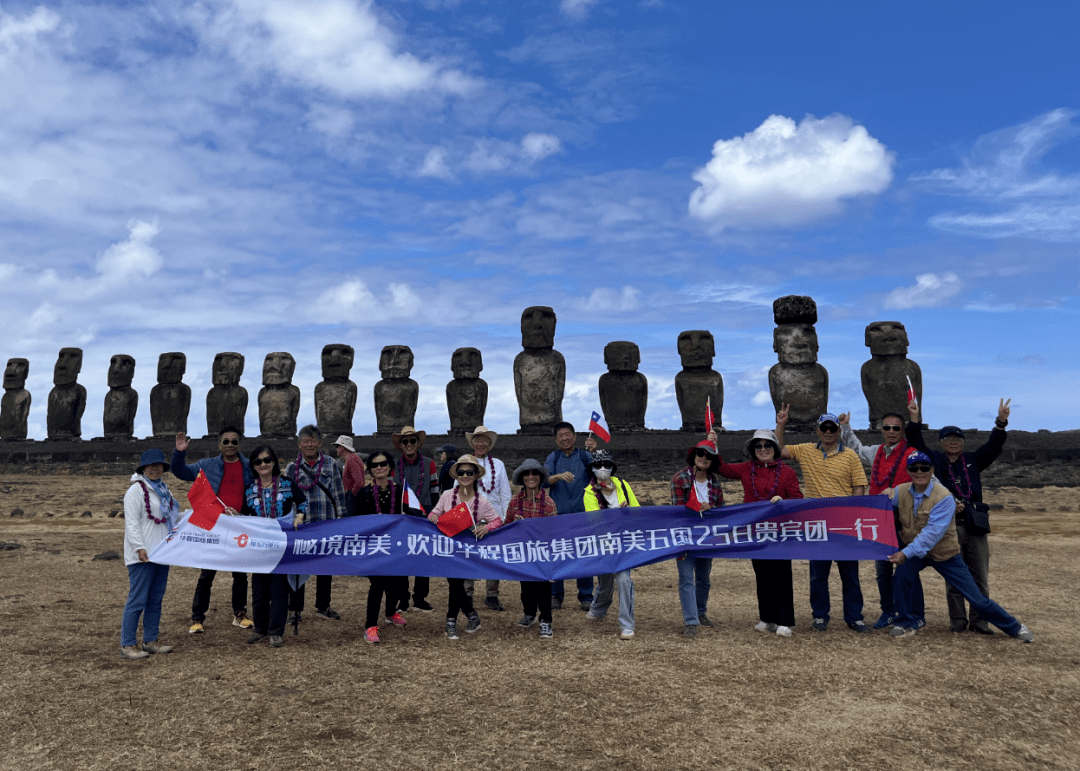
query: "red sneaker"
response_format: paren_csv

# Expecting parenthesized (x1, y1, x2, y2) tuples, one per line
(387, 612, 407, 628)
(364, 626, 380, 644)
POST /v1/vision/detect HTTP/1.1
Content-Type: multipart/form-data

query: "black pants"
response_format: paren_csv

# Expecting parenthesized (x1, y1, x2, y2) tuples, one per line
(288, 575, 333, 612)
(409, 576, 429, 604)
(251, 573, 289, 636)
(367, 576, 408, 628)
(520, 581, 553, 623)
(446, 578, 476, 621)
(191, 569, 248, 622)
(752, 559, 795, 627)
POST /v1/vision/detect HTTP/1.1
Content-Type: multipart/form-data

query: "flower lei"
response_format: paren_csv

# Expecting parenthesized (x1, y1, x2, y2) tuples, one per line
(871, 441, 909, 491)
(256, 476, 280, 518)
(476, 455, 497, 494)
(946, 455, 973, 499)
(513, 488, 547, 521)
(137, 478, 176, 524)
(749, 461, 786, 502)
(294, 453, 324, 491)
(373, 480, 397, 514)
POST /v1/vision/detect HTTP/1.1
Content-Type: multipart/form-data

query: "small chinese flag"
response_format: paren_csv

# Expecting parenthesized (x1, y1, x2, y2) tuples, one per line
(187, 470, 227, 531)
(705, 397, 715, 435)
(906, 375, 918, 408)
(437, 501, 474, 537)
(686, 484, 703, 513)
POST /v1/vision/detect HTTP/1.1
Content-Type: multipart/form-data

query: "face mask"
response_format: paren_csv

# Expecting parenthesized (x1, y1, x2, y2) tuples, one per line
(593, 468, 612, 482)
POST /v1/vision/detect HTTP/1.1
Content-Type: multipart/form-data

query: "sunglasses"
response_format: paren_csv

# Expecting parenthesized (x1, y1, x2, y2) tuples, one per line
(457, 469, 477, 477)
(692, 449, 714, 458)
(592, 462, 614, 470)
(522, 470, 542, 477)
(220, 438, 239, 446)
(881, 425, 903, 432)
(252, 456, 274, 467)
(818, 425, 838, 433)
(908, 463, 933, 473)
(752, 443, 773, 451)
(369, 460, 390, 468)
(400, 437, 419, 446)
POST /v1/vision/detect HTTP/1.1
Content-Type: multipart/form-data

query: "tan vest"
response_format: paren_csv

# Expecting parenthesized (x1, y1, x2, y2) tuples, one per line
(895, 481, 960, 562)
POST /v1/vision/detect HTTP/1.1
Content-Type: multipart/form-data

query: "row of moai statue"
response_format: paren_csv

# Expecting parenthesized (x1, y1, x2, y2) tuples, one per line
(0, 299, 923, 440)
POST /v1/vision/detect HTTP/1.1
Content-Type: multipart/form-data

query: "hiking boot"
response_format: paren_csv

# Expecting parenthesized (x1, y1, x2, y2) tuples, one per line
(1014, 624, 1035, 643)
(516, 615, 537, 628)
(413, 599, 434, 612)
(484, 597, 504, 612)
(465, 612, 482, 634)
(539, 621, 553, 639)
(316, 607, 341, 620)
(848, 621, 873, 635)
(890, 626, 917, 638)
(120, 646, 149, 659)
(684, 625, 698, 638)
(233, 611, 254, 629)
(873, 612, 898, 629)
(386, 612, 407, 628)
(445, 620, 459, 640)
(811, 618, 828, 632)
(698, 614, 715, 628)
(247, 632, 268, 644)
(364, 626, 380, 644)
(754, 621, 778, 633)
(188, 622, 204, 634)
(269, 635, 284, 648)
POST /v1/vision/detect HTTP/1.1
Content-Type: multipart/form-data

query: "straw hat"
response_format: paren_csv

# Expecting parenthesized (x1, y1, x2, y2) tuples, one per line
(450, 454, 488, 481)
(465, 425, 498, 450)
(391, 426, 427, 453)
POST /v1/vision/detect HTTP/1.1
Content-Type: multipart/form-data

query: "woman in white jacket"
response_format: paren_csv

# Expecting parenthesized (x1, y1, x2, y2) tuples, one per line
(120, 449, 179, 659)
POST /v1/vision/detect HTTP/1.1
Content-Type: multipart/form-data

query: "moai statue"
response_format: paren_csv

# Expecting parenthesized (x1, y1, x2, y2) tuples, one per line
(206, 352, 248, 437)
(513, 306, 565, 434)
(102, 354, 138, 439)
(675, 331, 724, 433)
(314, 344, 357, 436)
(47, 347, 87, 440)
(150, 352, 191, 437)
(1, 358, 31, 440)
(599, 342, 648, 432)
(373, 345, 418, 434)
(259, 352, 301, 437)
(446, 347, 488, 435)
(861, 321, 923, 429)
(769, 296, 828, 430)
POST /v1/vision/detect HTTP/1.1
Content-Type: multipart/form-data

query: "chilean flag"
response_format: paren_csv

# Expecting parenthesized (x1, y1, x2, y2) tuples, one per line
(403, 483, 426, 515)
(588, 411, 611, 443)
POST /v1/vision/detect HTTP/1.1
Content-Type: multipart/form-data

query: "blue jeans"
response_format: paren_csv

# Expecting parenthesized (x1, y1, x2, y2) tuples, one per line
(809, 560, 863, 625)
(121, 562, 170, 647)
(894, 553, 1020, 635)
(591, 570, 635, 632)
(552, 577, 594, 603)
(676, 557, 712, 626)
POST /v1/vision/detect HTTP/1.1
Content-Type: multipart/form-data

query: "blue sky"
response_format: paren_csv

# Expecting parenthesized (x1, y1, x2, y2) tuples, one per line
(1, 0, 1077, 439)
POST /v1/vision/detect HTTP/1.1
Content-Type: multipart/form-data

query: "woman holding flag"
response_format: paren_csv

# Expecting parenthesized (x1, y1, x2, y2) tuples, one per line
(669, 440, 724, 637)
(427, 454, 503, 639)
(710, 428, 802, 637)
(351, 450, 422, 644)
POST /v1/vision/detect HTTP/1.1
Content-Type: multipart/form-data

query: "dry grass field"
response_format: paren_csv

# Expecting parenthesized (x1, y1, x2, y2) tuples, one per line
(2, 474, 1078, 771)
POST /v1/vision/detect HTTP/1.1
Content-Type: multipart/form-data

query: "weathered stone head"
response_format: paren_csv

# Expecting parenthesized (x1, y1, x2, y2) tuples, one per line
(262, 352, 296, 386)
(677, 331, 714, 369)
(212, 352, 244, 386)
(4, 358, 28, 390)
(157, 352, 186, 384)
(773, 324, 819, 365)
(865, 321, 909, 356)
(107, 355, 136, 388)
(605, 342, 640, 372)
(321, 344, 354, 380)
(451, 347, 483, 379)
(379, 346, 414, 380)
(521, 306, 556, 350)
(53, 348, 83, 386)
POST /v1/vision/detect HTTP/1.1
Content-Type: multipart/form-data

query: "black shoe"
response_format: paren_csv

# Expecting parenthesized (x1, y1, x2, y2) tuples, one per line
(484, 597, 504, 612)
(316, 607, 341, 620)
(465, 612, 482, 633)
(579, 600, 592, 612)
(949, 619, 968, 633)
(413, 599, 434, 612)
(970, 622, 995, 635)
(269, 635, 284, 648)
(847, 621, 873, 635)
(698, 614, 715, 628)
(445, 620, 459, 640)
(246, 631, 268, 644)
(551, 597, 563, 610)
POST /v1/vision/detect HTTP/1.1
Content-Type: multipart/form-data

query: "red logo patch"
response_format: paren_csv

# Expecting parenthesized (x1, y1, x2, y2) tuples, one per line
(234, 533, 249, 548)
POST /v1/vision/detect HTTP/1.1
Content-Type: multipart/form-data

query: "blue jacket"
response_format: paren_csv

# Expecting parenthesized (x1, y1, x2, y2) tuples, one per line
(905, 423, 1005, 505)
(171, 449, 253, 493)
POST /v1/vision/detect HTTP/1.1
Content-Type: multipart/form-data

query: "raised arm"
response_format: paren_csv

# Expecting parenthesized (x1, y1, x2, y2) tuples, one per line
(775, 403, 793, 460)
(974, 398, 1010, 471)
(838, 412, 875, 465)
(904, 400, 930, 455)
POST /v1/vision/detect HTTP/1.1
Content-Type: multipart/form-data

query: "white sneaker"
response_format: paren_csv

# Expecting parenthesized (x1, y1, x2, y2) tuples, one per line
(754, 621, 778, 633)
(619, 628, 635, 639)
(586, 610, 603, 621)
(775, 625, 793, 638)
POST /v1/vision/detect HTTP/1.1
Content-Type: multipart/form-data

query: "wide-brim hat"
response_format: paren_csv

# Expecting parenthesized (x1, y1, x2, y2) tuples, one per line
(392, 426, 427, 453)
(686, 440, 718, 467)
(465, 425, 498, 450)
(136, 448, 170, 474)
(450, 454, 488, 481)
(332, 435, 357, 453)
(512, 458, 550, 486)
(745, 429, 781, 457)
(589, 448, 617, 474)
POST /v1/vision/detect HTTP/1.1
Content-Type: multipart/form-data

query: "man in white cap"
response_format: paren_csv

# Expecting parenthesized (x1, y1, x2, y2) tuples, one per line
(392, 426, 440, 612)
(462, 425, 511, 610)
(333, 435, 366, 499)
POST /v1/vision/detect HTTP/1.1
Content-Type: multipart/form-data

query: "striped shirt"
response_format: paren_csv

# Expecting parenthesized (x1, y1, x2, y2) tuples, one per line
(785, 442, 867, 499)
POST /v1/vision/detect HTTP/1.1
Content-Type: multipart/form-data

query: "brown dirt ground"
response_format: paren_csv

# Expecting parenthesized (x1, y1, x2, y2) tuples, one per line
(1, 474, 1079, 771)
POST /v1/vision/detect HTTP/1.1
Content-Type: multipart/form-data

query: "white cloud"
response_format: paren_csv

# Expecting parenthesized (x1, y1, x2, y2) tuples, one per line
(575, 285, 641, 312)
(737, 366, 771, 390)
(751, 390, 772, 407)
(884, 272, 962, 310)
(916, 109, 1080, 242)
(97, 220, 164, 280)
(521, 132, 562, 162)
(689, 114, 894, 231)
(191, 0, 476, 99)
(419, 147, 454, 179)
(317, 277, 378, 312)
(560, 0, 601, 21)
(0, 5, 61, 61)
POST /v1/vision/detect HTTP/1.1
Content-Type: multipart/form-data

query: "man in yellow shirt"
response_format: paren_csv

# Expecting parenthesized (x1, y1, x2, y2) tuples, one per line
(776, 407, 871, 634)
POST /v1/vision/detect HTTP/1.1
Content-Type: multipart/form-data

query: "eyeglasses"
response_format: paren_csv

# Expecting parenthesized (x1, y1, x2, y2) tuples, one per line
(253, 456, 274, 467)
(400, 437, 419, 446)
(220, 438, 239, 446)
(942, 435, 963, 441)
(522, 470, 542, 477)
(369, 460, 390, 468)
(692, 449, 714, 458)
(457, 469, 477, 477)
(592, 462, 614, 470)
(818, 425, 838, 433)
(908, 463, 933, 473)
(753, 443, 773, 451)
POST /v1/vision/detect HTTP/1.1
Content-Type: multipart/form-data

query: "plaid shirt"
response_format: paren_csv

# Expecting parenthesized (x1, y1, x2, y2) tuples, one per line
(670, 467, 724, 509)
(505, 489, 558, 523)
(286, 453, 346, 521)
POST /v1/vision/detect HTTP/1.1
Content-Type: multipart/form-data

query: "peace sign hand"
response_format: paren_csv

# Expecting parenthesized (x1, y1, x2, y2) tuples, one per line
(998, 398, 1011, 423)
